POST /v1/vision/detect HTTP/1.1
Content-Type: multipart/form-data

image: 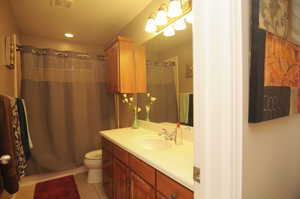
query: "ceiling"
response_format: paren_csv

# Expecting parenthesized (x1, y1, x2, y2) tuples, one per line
(9, 0, 152, 46)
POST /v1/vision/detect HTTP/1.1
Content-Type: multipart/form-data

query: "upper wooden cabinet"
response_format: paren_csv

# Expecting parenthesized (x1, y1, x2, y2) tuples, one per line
(105, 36, 147, 93)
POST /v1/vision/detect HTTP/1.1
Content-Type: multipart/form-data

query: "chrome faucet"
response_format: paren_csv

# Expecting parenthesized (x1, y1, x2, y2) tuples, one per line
(159, 128, 177, 142)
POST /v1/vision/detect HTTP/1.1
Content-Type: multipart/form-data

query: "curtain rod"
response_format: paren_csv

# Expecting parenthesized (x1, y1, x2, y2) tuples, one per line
(146, 60, 176, 67)
(16, 45, 106, 61)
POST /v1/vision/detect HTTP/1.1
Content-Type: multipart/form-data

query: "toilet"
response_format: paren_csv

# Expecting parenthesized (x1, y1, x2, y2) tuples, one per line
(84, 150, 102, 183)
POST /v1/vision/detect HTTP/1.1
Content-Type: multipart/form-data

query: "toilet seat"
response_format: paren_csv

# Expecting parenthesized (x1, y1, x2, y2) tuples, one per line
(85, 150, 102, 160)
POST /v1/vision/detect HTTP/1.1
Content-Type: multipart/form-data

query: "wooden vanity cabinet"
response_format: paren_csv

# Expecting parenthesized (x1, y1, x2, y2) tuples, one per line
(157, 171, 194, 199)
(113, 159, 130, 199)
(102, 139, 114, 199)
(101, 138, 194, 199)
(104, 36, 146, 93)
(130, 172, 155, 199)
(157, 192, 168, 199)
(112, 158, 155, 199)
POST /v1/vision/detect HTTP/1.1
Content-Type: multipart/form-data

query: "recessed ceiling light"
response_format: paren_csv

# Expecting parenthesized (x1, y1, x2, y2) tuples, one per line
(64, 33, 74, 38)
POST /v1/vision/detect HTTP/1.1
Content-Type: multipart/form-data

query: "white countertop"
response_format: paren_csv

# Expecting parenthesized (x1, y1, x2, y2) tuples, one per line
(99, 127, 194, 190)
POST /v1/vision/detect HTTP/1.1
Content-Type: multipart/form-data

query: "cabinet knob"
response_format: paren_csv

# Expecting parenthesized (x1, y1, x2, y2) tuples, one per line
(170, 193, 177, 199)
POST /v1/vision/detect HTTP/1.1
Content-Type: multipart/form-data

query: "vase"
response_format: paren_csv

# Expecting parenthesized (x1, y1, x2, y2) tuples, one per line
(146, 108, 150, 122)
(132, 108, 139, 129)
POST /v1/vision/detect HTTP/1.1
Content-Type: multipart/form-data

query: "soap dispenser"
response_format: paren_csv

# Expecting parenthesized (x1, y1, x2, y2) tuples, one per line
(175, 123, 183, 145)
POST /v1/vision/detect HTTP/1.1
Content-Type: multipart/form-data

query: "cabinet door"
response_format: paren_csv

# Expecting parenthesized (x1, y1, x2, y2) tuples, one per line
(157, 172, 194, 199)
(106, 43, 119, 93)
(113, 159, 129, 199)
(102, 149, 113, 199)
(157, 193, 168, 199)
(129, 172, 155, 199)
(119, 40, 135, 93)
(134, 45, 147, 93)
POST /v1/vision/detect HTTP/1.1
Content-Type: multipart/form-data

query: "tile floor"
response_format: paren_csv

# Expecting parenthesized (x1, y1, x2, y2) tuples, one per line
(13, 168, 107, 199)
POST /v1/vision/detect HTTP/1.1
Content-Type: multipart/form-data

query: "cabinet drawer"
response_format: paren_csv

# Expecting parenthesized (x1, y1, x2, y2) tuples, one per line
(113, 144, 128, 164)
(102, 138, 113, 153)
(128, 154, 156, 186)
(157, 172, 193, 199)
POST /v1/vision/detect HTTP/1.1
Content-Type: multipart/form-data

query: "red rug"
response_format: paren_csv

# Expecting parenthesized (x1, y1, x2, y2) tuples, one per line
(34, 175, 80, 199)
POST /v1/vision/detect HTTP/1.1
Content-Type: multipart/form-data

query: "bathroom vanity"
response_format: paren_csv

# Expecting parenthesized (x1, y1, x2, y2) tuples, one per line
(99, 126, 194, 199)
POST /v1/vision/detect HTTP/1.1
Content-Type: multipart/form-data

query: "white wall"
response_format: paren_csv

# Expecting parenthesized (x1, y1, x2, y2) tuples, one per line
(242, 0, 300, 197)
(243, 116, 300, 199)
(0, 0, 19, 97)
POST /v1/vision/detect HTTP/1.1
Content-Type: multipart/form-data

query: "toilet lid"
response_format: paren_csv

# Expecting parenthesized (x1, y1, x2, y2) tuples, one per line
(85, 150, 102, 160)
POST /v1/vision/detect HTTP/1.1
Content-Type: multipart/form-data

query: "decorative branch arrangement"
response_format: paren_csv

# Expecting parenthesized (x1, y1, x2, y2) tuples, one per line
(121, 94, 141, 113)
(121, 94, 141, 128)
(145, 93, 157, 121)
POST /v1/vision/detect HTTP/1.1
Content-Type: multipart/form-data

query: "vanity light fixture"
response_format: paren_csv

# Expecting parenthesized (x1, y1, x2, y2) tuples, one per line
(186, 12, 193, 23)
(155, 5, 168, 26)
(64, 33, 74, 38)
(144, 0, 191, 35)
(145, 16, 157, 33)
(168, 0, 183, 18)
(173, 19, 186, 30)
(163, 26, 176, 37)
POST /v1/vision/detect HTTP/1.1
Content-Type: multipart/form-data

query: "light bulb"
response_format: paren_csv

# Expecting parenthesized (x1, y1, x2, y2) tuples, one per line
(163, 26, 176, 37)
(168, 0, 182, 18)
(173, 19, 186, 30)
(155, 9, 168, 25)
(145, 18, 157, 33)
(186, 12, 193, 23)
(64, 33, 74, 38)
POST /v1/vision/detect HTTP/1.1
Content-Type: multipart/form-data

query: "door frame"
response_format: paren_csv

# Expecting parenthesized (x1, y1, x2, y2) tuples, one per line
(193, 0, 249, 198)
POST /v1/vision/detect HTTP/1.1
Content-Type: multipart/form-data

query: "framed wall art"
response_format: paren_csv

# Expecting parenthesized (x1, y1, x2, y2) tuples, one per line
(249, 0, 300, 123)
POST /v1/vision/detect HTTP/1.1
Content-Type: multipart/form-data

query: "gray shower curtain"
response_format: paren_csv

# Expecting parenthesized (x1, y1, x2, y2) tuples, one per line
(20, 46, 115, 174)
(138, 61, 178, 123)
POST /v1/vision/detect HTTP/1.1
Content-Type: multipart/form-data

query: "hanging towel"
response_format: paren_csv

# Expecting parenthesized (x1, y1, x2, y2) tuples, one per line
(16, 98, 32, 160)
(21, 99, 33, 149)
(9, 98, 27, 177)
(179, 93, 190, 124)
(0, 95, 19, 194)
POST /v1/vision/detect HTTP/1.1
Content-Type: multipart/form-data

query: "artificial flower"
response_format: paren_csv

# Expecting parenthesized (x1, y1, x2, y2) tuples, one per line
(145, 105, 150, 112)
(150, 97, 157, 102)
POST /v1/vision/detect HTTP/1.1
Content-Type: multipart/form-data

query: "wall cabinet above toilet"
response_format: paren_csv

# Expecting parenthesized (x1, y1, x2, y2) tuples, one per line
(104, 36, 147, 94)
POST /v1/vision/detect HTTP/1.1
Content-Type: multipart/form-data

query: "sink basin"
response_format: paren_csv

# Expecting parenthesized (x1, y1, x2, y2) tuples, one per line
(135, 135, 172, 151)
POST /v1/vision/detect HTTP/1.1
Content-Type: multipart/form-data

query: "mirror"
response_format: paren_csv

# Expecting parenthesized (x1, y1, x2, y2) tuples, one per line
(138, 24, 193, 126)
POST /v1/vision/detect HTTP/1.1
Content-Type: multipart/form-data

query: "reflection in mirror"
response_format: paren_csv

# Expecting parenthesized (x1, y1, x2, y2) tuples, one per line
(138, 25, 193, 126)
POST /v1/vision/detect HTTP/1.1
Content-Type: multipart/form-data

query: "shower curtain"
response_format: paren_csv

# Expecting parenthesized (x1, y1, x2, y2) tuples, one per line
(139, 60, 178, 123)
(20, 46, 115, 174)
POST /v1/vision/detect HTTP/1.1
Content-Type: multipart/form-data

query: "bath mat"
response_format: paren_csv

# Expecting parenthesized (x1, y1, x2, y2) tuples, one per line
(34, 175, 80, 199)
